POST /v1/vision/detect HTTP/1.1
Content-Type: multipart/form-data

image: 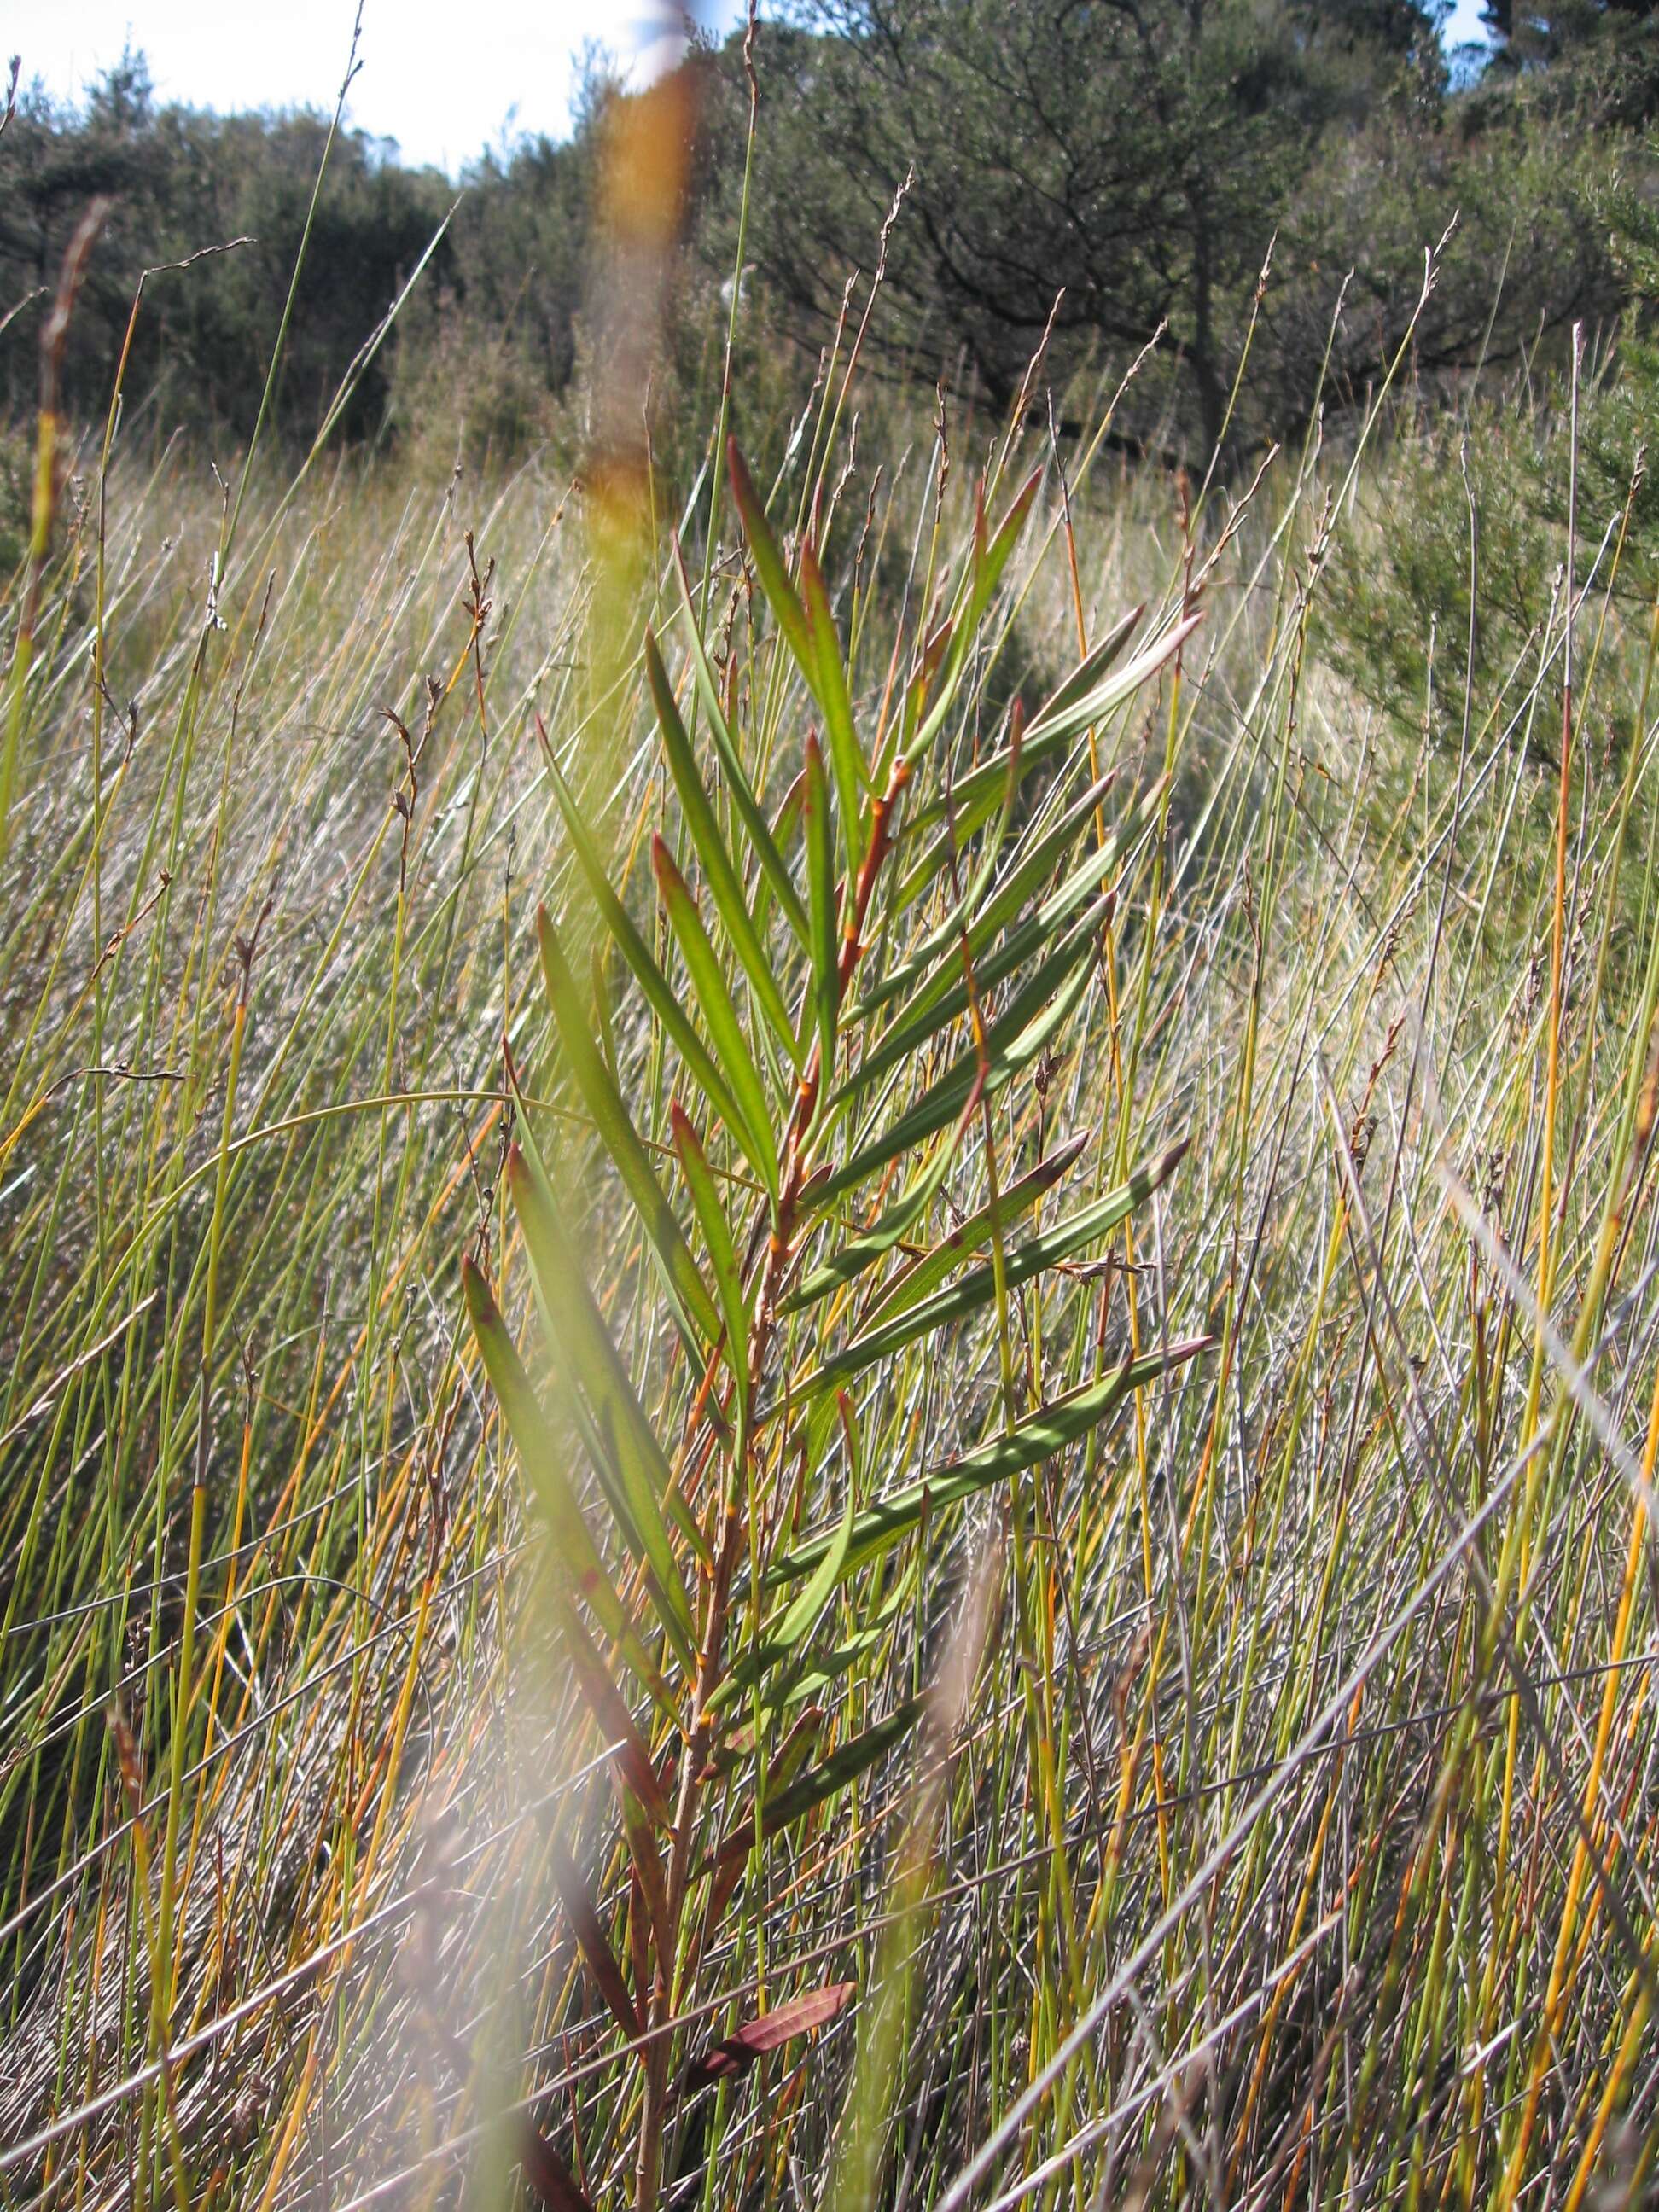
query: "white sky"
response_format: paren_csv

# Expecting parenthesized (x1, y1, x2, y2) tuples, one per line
(9, 0, 1492, 176)
(5, 1, 747, 174)
(1444, 0, 1490, 45)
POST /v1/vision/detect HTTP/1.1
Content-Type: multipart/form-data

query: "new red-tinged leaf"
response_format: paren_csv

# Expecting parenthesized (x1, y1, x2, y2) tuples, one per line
(684, 1981, 856, 2091)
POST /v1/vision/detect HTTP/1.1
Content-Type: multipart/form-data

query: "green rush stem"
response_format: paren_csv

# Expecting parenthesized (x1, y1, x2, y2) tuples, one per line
(149, 970, 248, 2202)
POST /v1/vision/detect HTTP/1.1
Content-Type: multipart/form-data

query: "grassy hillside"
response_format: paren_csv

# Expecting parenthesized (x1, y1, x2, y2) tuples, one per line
(4, 293, 1659, 2212)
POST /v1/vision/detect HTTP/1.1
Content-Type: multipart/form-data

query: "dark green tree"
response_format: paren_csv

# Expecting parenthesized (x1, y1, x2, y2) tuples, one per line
(1478, 0, 1659, 121)
(0, 51, 165, 417)
(720, 0, 1355, 451)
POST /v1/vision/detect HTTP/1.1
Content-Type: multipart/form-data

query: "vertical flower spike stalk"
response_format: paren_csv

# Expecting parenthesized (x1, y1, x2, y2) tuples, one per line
(582, 28, 701, 722)
(466, 431, 1208, 2210)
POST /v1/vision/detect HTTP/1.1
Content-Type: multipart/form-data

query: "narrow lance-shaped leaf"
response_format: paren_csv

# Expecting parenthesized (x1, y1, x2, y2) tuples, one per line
(903, 466, 1042, 767)
(506, 1079, 717, 1568)
(975, 466, 1044, 610)
(685, 1982, 856, 2092)
(646, 630, 800, 1064)
(878, 696, 1028, 947)
(859, 1129, 1090, 1332)
(887, 765, 1132, 992)
(886, 614, 954, 776)
(461, 1256, 674, 1708)
(800, 535, 865, 877)
(508, 1144, 696, 1656)
(548, 1823, 644, 2044)
(591, 939, 624, 1086)
(1025, 601, 1151, 739)
(672, 538, 809, 944)
(1019, 612, 1202, 759)
(895, 600, 1149, 847)
(771, 763, 806, 842)
(854, 767, 1119, 1022)
(953, 767, 1160, 966)
(836, 882, 1096, 1119)
(844, 830, 1147, 1112)
(537, 905, 721, 1346)
(780, 1086, 992, 1318)
(802, 730, 840, 1086)
(543, 748, 770, 1188)
(669, 1102, 750, 1452)
(708, 1696, 928, 1872)
(778, 1400, 859, 1646)
(766, 1555, 920, 1712)
(810, 1138, 1191, 1395)
(726, 436, 817, 684)
(652, 837, 780, 1203)
(818, 896, 1105, 1202)
(710, 1396, 860, 1719)
(787, 1125, 1089, 1324)
(772, 1338, 1214, 1592)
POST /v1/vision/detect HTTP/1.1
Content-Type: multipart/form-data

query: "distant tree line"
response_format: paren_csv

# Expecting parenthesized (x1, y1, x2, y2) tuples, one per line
(3, 0, 1659, 469)
(0, 47, 585, 451)
(714, 0, 1659, 454)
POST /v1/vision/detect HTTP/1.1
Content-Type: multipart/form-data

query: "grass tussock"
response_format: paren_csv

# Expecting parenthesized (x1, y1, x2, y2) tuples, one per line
(6, 257, 1659, 2212)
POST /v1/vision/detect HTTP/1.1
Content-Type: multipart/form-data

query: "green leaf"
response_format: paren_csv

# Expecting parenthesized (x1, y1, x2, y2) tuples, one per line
(1022, 612, 1202, 758)
(507, 1146, 697, 1660)
(881, 765, 1125, 995)
(767, 1554, 920, 1709)
(853, 767, 1107, 1023)
(802, 730, 840, 1086)
(903, 467, 1042, 768)
(818, 895, 1106, 1203)
(537, 905, 722, 1347)
(462, 1255, 674, 1706)
(770, 763, 806, 850)
(1026, 602, 1149, 739)
(545, 755, 768, 1187)
(652, 837, 780, 1202)
(835, 859, 1126, 1115)
(887, 615, 954, 776)
(958, 769, 1163, 965)
(846, 777, 1166, 1107)
(712, 1539, 920, 1731)
(791, 1123, 1092, 1327)
(896, 602, 1146, 847)
(775, 1458, 857, 1649)
(506, 1073, 722, 1554)
(670, 1102, 750, 1447)
(706, 1435, 859, 1720)
(646, 631, 801, 1064)
(975, 467, 1044, 603)
(800, 535, 865, 876)
(672, 539, 808, 945)
(858, 1129, 1090, 1334)
(774, 1337, 1214, 1590)
(710, 1695, 928, 1871)
(726, 436, 817, 684)
(812, 1138, 1190, 1394)
(780, 1086, 999, 1319)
